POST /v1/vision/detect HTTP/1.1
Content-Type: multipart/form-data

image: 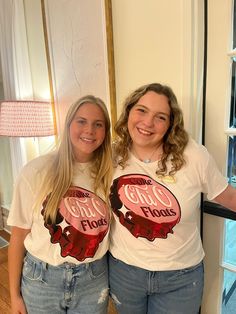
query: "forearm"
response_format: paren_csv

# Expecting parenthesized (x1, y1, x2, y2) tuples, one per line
(214, 185, 236, 212)
(8, 227, 30, 300)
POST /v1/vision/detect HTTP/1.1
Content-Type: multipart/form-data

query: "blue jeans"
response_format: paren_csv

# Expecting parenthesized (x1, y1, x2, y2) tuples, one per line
(21, 252, 109, 314)
(109, 253, 204, 314)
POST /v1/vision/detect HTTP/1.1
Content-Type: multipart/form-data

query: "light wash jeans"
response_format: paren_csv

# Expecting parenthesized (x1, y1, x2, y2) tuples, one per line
(21, 252, 109, 314)
(109, 253, 204, 314)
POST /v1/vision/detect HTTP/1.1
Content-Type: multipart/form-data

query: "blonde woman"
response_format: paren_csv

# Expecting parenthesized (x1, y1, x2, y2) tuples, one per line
(8, 95, 113, 314)
(109, 83, 236, 314)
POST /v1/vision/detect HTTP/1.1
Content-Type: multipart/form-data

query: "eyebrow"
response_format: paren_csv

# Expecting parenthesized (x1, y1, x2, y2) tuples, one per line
(135, 103, 170, 116)
(75, 116, 105, 122)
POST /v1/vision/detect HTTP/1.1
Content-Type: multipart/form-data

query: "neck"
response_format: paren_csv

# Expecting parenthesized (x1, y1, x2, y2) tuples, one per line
(131, 143, 163, 163)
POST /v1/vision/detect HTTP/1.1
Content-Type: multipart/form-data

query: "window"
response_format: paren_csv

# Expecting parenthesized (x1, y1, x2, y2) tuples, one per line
(221, 1, 236, 312)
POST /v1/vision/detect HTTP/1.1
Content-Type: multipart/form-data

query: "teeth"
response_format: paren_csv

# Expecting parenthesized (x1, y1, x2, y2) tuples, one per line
(81, 137, 94, 142)
(138, 128, 152, 135)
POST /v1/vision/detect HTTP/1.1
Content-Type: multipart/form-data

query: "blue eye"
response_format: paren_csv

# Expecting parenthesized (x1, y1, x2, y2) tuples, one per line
(95, 122, 104, 128)
(77, 119, 86, 124)
(137, 108, 146, 113)
(155, 115, 168, 122)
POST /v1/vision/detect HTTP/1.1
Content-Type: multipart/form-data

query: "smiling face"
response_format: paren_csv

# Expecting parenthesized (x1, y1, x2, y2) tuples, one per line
(69, 102, 106, 162)
(128, 91, 170, 155)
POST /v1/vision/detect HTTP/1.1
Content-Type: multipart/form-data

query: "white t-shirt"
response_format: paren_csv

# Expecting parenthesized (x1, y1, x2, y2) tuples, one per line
(109, 139, 228, 271)
(8, 154, 110, 266)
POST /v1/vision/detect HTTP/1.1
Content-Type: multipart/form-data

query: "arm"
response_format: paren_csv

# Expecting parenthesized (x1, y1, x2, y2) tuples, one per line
(8, 226, 31, 314)
(214, 184, 236, 212)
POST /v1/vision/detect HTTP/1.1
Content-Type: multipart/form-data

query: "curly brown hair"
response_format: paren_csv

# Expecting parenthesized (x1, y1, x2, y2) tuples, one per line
(113, 83, 189, 177)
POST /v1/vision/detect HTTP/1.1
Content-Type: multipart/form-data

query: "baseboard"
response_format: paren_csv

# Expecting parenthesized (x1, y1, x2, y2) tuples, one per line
(2, 227, 11, 234)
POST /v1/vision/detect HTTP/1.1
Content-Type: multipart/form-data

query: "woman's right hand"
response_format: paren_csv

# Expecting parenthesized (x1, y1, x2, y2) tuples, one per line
(11, 295, 27, 314)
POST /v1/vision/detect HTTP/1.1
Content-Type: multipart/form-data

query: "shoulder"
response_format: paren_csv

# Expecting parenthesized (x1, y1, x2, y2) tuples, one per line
(182, 138, 212, 169)
(18, 152, 56, 182)
(184, 138, 209, 158)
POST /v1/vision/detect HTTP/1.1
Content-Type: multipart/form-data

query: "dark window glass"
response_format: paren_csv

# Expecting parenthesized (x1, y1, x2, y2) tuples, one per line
(222, 268, 236, 313)
(230, 60, 236, 128)
(227, 136, 236, 185)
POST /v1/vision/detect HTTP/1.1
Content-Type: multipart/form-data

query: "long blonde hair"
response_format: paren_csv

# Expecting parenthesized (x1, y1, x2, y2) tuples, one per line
(114, 83, 189, 177)
(40, 95, 113, 223)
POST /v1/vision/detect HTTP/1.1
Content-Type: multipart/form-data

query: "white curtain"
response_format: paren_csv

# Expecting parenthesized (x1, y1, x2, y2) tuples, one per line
(0, 0, 34, 181)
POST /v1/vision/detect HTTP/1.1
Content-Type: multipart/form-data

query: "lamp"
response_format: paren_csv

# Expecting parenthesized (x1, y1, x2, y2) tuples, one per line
(0, 100, 56, 137)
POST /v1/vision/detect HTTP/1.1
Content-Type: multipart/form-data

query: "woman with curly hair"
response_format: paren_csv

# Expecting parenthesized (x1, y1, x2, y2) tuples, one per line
(8, 95, 113, 314)
(109, 82, 236, 314)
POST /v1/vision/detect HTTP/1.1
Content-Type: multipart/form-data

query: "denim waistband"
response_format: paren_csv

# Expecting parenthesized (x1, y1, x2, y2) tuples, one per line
(25, 251, 106, 270)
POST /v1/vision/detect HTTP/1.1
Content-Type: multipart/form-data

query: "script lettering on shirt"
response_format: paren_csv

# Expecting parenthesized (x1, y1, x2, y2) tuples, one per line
(63, 197, 106, 218)
(140, 206, 176, 218)
(130, 178, 152, 185)
(124, 184, 172, 207)
(81, 218, 108, 231)
(70, 190, 89, 198)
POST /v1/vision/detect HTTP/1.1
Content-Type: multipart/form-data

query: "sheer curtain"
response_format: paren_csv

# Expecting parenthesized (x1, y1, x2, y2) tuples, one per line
(0, 0, 55, 211)
(0, 0, 34, 181)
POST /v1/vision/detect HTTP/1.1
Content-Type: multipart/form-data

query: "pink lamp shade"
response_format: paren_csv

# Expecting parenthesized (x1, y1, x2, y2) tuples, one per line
(0, 100, 56, 137)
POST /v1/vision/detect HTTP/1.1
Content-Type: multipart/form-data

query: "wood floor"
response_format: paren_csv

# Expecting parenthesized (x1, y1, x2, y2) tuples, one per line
(0, 229, 117, 314)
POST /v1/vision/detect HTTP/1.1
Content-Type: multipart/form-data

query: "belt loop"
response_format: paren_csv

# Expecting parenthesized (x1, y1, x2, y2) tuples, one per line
(40, 260, 48, 283)
(41, 260, 48, 270)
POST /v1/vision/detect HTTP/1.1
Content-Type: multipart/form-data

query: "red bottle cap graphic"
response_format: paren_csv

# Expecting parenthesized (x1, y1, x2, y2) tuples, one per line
(110, 174, 180, 241)
(42, 186, 109, 261)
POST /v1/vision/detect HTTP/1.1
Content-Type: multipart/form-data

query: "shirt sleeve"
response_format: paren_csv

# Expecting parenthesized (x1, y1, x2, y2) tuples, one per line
(7, 171, 35, 229)
(202, 152, 228, 200)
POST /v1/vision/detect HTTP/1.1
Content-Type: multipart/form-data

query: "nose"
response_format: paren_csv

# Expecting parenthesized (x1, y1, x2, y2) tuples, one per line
(143, 114, 154, 127)
(85, 123, 94, 134)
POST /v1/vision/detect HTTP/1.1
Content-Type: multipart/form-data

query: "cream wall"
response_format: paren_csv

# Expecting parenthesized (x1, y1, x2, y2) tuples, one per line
(111, 0, 204, 143)
(112, 0, 184, 115)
